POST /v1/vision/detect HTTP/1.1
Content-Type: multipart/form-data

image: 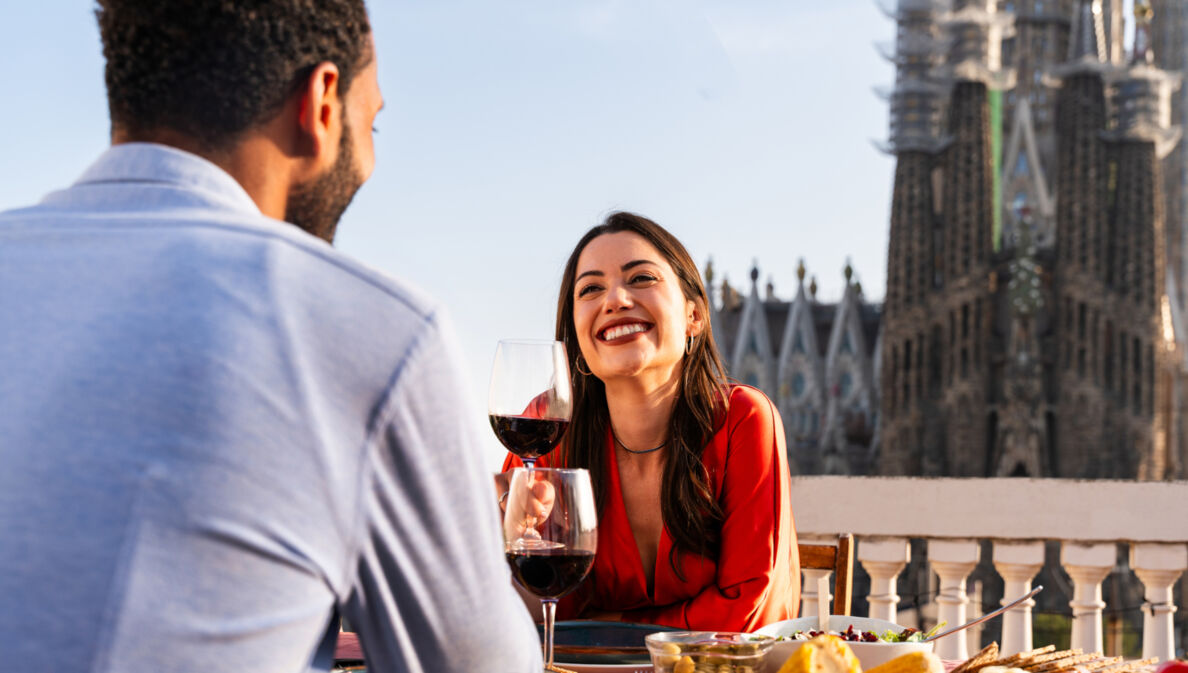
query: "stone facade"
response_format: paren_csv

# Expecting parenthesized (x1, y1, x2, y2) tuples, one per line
(707, 263, 882, 475)
(878, 0, 1186, 479)
(711, 0, 1188, 480)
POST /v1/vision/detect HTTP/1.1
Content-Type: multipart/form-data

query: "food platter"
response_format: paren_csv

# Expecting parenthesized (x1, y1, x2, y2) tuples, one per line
(756, 615, 935, 670)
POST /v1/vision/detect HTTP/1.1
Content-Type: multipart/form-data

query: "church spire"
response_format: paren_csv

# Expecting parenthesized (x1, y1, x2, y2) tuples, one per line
(1106, 0, 1182, 158)
(876, 0, 948, 154)
(1068, 0, 1107, 64)
(940, 0, 1015, 90)
(1130, 1, 1154, 67)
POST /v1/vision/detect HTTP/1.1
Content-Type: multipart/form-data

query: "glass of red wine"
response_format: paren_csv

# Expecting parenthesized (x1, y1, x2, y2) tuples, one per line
(499, 467, 597, 671)
(488, 339, 572, 471)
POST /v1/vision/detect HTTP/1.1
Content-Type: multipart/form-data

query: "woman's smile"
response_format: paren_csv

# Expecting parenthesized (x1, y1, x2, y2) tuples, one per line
(598, 319, 654, 343)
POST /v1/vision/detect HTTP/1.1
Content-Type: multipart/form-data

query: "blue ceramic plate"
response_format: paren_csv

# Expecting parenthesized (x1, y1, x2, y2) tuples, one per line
(543, 621, 680, 666)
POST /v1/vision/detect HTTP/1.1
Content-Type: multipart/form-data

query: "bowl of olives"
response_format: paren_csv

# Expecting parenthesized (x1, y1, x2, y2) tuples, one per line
(645, 631, 775, 673)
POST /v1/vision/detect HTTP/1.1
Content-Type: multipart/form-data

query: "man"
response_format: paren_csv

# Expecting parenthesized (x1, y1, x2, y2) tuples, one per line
(0, 1, 541, 671)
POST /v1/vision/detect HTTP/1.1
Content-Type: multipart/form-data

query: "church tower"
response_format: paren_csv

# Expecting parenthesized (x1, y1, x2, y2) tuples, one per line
(1101, 1, 1182, 478)
(877, 0, 948, 474)
(878, 0, 1014, 475)
(1047, 0, 1114, 476)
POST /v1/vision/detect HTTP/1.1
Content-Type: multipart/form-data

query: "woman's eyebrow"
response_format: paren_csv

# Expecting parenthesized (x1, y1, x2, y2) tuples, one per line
(577, 259, 655, 282)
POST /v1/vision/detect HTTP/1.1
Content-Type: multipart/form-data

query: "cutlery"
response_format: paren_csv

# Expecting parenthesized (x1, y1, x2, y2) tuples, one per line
(923, 585, 1044, 643)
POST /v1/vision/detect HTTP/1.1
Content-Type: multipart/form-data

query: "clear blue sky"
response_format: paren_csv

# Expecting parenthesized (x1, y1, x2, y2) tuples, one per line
(1, 0, 901, 467)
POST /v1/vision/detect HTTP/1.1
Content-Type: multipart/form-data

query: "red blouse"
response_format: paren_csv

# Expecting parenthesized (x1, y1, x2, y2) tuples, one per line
(501, 385, 799, 632)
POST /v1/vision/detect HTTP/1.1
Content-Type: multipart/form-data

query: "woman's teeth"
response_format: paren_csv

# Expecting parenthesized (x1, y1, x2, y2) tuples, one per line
(603, 323, 648, 341)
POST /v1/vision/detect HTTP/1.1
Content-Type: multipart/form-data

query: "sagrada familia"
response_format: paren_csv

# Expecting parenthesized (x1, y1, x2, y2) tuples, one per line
(710, 0, 1188, 480)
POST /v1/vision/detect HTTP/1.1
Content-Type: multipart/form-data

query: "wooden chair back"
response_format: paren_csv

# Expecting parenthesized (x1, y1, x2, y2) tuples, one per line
(797, 533, 854, 616)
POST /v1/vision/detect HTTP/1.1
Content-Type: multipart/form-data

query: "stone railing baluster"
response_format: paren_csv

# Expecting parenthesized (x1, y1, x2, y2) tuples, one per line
(801, 568, 833, 618)
(858, 538, 911, 624)
(1061, 542, 1115, 653)
(1130, 542, 1188, 662)
(968, 580, 984, 654)
(928, 539, 981, 661)
(993, 541, 1045, 655)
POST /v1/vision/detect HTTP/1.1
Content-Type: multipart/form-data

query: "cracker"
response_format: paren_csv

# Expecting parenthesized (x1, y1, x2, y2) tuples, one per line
(996, 645, 1057, 668)
(1080, 656, 1125, 672)
(1022, 650, 1083, 670)
(951, 642, 1002, 673)
(1036, 652, 1103, 673)
(1096, 657, 1159, 673)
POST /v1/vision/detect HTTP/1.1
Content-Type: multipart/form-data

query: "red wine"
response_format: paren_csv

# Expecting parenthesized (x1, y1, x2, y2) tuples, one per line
(506, 548, 595, 598)
(489, 415, 568, 460)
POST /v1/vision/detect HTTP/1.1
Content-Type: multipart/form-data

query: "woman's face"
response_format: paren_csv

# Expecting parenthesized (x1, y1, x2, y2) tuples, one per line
(571, 231, 703, 386)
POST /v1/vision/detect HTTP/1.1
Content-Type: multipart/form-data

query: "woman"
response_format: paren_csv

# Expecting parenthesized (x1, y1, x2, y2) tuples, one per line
(501, 212, 799, 631)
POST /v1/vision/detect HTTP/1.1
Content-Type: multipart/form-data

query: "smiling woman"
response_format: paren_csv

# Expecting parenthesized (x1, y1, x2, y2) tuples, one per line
(501, 211, 801, 632)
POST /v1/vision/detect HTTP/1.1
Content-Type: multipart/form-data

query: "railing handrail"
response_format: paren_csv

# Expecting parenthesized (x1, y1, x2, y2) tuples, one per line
(789, 476, 1188, 543)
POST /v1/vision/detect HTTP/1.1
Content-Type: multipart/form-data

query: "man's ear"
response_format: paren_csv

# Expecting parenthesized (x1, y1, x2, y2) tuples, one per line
(293, 62, 342, 170)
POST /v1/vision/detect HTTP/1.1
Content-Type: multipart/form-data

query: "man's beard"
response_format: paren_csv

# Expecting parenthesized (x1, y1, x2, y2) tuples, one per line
(284, 121, 365, 244)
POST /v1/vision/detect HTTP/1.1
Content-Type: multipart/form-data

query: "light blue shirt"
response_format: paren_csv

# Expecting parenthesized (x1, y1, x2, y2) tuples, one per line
(0, 144, 541, 672)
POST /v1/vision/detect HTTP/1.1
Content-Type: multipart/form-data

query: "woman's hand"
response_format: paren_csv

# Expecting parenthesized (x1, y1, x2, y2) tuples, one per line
(500, 470, 556, 540)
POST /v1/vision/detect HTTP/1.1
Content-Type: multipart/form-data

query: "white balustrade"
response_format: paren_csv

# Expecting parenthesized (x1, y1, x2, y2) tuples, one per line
(1130, 543, 1188, 662)
(1061, 542, 1115, 653)
(858, 538, 911, 623)
(992, 541, 1044, 655)
(928, 539, 980, 661)
(788, 477, 1188, 661)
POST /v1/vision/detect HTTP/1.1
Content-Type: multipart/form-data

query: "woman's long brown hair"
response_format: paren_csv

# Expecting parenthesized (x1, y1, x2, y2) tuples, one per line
(554, 212, 731, 579)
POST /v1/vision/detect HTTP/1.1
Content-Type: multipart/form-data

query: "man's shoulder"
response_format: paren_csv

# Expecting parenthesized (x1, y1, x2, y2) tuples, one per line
(182, 215, 446, 334)
(2, 194, 440, 327)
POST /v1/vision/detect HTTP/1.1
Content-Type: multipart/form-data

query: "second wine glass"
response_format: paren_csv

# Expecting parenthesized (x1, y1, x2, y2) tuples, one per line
(488, 339, 572, 469)
(499, 467, 598, 671)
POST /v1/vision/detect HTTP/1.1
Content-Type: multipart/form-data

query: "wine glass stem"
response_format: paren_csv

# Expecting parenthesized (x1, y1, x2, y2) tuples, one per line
(542, 597, 558, 669)
(519, 459, 541, 540)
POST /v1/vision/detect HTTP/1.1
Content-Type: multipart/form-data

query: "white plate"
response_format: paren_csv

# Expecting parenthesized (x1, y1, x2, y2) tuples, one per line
(756, 615, 934, 670)
(557, 664, 653, 673)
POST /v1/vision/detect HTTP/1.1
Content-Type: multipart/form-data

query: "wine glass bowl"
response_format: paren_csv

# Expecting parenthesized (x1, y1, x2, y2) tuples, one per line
(488, 340, 572, 469)
(498, 467, 598, 670)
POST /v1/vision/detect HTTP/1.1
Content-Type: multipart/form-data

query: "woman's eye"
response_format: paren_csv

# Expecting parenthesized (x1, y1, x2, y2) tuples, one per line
(630, 273, 657, 284)
(578, 284, 602, 297)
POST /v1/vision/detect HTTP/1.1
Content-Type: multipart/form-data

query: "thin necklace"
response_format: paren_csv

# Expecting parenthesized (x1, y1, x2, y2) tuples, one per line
(612, 430, 666, 454)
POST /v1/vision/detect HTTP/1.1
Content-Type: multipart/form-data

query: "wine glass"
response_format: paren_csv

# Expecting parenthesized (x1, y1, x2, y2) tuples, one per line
(488, 339, 572, 470)
(498, 468, 598, 671)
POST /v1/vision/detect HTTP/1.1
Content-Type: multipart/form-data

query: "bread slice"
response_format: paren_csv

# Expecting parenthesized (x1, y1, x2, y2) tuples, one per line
(775, 635, 862, 673)
(865, 651, 945, 673)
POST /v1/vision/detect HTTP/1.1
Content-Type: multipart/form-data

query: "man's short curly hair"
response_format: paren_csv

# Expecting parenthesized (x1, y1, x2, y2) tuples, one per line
(96, 0, 372, 151)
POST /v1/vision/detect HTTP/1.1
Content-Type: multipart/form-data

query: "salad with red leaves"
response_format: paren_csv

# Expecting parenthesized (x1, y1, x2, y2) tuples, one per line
(785, 622, 945, 643)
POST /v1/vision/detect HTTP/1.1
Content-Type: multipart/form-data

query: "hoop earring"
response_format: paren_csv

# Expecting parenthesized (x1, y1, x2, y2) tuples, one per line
(685, 336, 694, 355)
(575, 354, 592, 376)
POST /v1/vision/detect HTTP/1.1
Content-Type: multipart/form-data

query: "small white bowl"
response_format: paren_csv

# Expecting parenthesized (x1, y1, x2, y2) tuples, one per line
(755, 615, 935, 671)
